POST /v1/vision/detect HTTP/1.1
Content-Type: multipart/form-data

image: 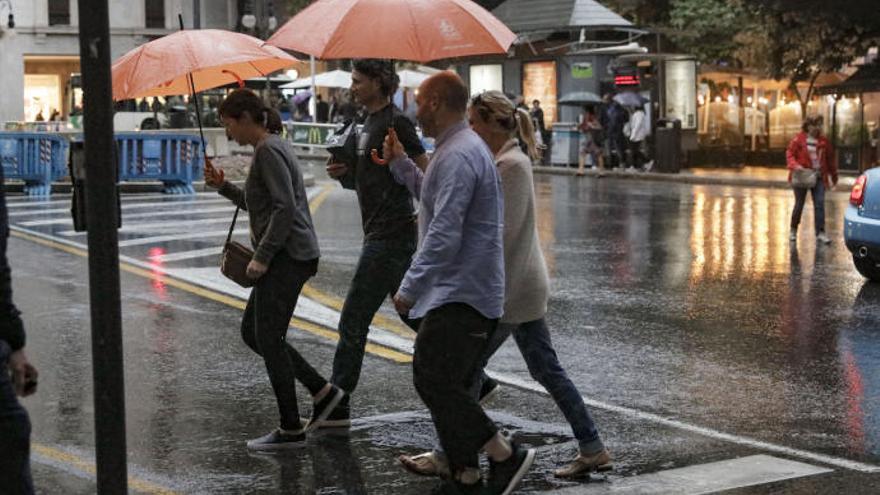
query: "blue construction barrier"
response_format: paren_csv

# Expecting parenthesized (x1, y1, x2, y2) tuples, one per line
(0, 132, 69, 196)
(115, 133, 204, 194)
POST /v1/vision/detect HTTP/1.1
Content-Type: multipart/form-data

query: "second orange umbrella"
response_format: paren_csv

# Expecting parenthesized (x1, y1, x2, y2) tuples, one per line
(266, 0, 517, 63)
(112, 29, 298, 101)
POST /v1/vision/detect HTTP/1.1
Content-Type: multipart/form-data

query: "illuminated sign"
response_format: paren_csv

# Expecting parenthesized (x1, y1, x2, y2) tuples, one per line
(614, 74, 640, 87)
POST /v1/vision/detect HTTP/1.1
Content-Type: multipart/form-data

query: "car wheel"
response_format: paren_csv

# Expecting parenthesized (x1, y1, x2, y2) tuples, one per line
(853, 255, 880, 282)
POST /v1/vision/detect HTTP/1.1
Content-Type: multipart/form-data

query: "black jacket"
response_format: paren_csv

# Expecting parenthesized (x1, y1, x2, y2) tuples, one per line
(0, 167, 25, 351)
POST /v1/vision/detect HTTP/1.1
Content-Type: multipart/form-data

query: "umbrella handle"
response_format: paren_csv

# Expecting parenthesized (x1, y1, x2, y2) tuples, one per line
(221, 70, 246, 89)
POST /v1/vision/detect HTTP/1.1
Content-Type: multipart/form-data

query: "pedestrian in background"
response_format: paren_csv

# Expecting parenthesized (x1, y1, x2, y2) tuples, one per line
(1, 165, 38, 495)
(385, 73, 536, 495)
(787, 116, 838, 245)
(395, 90, 612, 480)
(600, 94, 628, 169)
(625, 104, 649, 171)
(321, 59, 429, 430)
(204, 89, 343, 450)
(316, 94, 330, 123)
(577, 105, 604, 175)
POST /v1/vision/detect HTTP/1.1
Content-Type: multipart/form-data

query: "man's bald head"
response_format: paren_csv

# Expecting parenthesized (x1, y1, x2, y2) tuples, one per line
(420, 71, 469, 115)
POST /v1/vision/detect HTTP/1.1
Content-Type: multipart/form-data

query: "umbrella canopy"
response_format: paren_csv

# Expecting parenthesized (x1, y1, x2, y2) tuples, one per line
(613, 92, 648, 108)
(112, 29, 298, 101)
(558, 91, 603, 106)
(281, 69, 353, 89)
(266, 0, 517, 63)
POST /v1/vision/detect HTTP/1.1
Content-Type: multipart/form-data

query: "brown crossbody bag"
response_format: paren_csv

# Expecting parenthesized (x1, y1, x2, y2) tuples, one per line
(220, 207, 255, 288)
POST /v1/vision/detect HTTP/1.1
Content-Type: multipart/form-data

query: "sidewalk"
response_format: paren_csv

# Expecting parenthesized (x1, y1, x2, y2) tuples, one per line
(534, 165, 858, 192)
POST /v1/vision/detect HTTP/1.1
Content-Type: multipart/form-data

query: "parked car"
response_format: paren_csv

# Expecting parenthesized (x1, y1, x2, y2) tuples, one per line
(844, 167, 880, 281)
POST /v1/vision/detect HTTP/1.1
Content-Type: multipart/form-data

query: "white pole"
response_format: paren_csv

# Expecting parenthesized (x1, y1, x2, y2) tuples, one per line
(751, 83, 758, 151)
(309, 55, 317, 119)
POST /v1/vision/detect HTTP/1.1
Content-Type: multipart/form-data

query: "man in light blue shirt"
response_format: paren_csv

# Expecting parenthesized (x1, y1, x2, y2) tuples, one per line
(386, 72, 536, 494)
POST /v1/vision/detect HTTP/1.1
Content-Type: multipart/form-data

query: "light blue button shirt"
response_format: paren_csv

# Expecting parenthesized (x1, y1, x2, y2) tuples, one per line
(391, 121, 505, 320)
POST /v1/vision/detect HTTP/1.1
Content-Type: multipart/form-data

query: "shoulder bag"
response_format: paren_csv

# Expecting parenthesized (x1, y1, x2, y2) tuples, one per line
(220, 207, 255, 288)
(791, 167, 818, 189)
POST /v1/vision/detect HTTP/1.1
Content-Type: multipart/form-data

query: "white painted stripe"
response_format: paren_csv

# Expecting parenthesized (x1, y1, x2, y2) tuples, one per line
(20, 206, 238, 226)
(59, 216, 248, 236)
(5, 192, 217, 208)
(8, 198, 232, 217)
(555, 455, 831, 495)
(149, 247, 222, 262)
(10, 223, 880, 474)
(116, 229, 249, 247)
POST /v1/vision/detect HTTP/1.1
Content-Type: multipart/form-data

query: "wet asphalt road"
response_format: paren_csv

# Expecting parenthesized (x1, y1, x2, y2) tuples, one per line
(7, 171, 880, 494)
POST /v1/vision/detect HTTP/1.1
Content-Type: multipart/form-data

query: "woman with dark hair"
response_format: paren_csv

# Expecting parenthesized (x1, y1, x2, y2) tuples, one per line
(204, 89, 344, 450)
(787, 115, 838, 244)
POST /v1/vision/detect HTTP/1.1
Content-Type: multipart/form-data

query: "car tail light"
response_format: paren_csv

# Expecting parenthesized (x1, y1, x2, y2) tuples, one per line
(851, 175, 868, 206)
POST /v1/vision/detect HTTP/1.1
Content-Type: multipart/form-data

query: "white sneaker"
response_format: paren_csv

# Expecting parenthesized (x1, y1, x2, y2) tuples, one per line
(817, 233, 832, 245)
(789, 230, 797, 242)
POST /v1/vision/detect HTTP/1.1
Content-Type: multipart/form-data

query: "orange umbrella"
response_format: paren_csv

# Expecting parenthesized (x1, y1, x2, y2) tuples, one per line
(112, 29, 298, 101)
(266, 0, 517, 63)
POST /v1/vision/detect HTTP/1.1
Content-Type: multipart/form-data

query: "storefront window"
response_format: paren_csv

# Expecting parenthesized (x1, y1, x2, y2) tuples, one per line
(48, 0, 71, 26)
(665, 60, 697, 130)
(24, 75, 62, 122)
(522, 61, 557, 127)
(864, 93, 880, 167)
(768, 99, 802, 149)
(836, 96, 864, 147)
(146, 0, 165, 29)
(469, 65, 503, 96)
(697, 80, 742, 147)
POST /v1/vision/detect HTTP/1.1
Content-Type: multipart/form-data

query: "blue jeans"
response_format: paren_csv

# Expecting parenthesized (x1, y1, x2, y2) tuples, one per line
(331, 238, 417, 410)
(0, 341, 34, 495)
(434, 318, 604, 458)
(791, 182, 826, 234)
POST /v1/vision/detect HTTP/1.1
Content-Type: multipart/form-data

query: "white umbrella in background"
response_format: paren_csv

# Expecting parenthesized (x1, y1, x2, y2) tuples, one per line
(397, 69, 433, 89)
(281, 69, 352, 89)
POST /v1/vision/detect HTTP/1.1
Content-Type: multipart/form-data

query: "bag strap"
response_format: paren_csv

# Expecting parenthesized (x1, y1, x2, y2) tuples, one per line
(225, 207, 239, 245)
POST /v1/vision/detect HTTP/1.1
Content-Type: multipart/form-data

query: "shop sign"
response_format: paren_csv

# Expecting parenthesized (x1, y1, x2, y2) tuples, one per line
(572, 63, 593, 79)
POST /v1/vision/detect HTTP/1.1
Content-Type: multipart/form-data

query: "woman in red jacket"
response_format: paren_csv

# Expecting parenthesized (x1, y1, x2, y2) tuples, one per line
(787, 116, 838, 244)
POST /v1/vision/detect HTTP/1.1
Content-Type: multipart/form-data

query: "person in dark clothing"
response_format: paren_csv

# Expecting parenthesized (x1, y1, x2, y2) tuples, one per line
(204, 89, 343, 450)
(1, 166, 38, 495)
(321, 59, 429, 429)
(600, 94, 628, 169)
(316, 94, 330, 123)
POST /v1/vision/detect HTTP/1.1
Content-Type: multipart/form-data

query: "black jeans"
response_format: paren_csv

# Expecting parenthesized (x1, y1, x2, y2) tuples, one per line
(0, 341, 33, 495)
(413, 303, 498, 472)
(791, 182, 826, 234)
(241, 252, 326, 431)
(331, 238, 417, 409)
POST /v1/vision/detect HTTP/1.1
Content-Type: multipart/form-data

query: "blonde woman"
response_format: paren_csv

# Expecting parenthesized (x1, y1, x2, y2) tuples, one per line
(388, 90, 613, 479)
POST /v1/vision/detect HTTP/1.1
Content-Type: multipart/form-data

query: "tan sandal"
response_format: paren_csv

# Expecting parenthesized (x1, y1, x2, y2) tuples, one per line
(554, 449, 613, 479)
(397, 451, 451, 478)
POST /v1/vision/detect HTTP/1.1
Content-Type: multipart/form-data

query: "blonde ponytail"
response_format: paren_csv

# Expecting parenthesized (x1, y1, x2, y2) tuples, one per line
(515, 108, 540, 161)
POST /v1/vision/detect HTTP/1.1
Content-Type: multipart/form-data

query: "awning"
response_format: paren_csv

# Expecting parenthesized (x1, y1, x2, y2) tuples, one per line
(816, 63, 880, 95)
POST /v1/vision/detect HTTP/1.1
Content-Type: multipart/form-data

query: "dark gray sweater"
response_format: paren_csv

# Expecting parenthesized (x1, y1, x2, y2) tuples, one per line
(0, 167, 25, 351)
(219, 134, 320, 265)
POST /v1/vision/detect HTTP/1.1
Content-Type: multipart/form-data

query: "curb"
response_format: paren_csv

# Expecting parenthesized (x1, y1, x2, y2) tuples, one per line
(3, 174, 316, 195)
(533, 166, 854, 193)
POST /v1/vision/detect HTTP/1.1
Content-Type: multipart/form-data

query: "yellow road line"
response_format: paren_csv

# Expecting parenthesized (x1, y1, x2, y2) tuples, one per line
(32, 443, 178, 495)
(10, 230, 412, 364)
(304, 183, 416, 340)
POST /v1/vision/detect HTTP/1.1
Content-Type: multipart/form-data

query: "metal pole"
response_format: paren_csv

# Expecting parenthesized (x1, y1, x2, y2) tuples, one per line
(310, 55, 317, 119)
(76, 0, 127, 493)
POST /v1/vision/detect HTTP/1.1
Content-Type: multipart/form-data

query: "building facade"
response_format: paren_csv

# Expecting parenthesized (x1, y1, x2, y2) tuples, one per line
(0, 0, 242, 122)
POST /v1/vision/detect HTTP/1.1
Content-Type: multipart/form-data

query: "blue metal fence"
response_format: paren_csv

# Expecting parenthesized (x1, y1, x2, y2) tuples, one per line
(115, 133, 204, 194)
(0, 132, 69, 196)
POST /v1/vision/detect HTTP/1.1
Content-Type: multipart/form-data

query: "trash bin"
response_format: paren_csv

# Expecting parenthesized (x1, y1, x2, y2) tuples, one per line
(550, 123, 580, 167)
(654, 118, 682, 173)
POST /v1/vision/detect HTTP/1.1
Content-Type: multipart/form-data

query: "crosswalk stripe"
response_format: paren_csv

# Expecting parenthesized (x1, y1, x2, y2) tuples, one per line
(116, 229, 249, 247)
(59, 216, 249, 236)
(20, 206, 238, 226)
(8, 198, 232, 218)
(149, 247, 223, 263)
(554, 455, 831, 495)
